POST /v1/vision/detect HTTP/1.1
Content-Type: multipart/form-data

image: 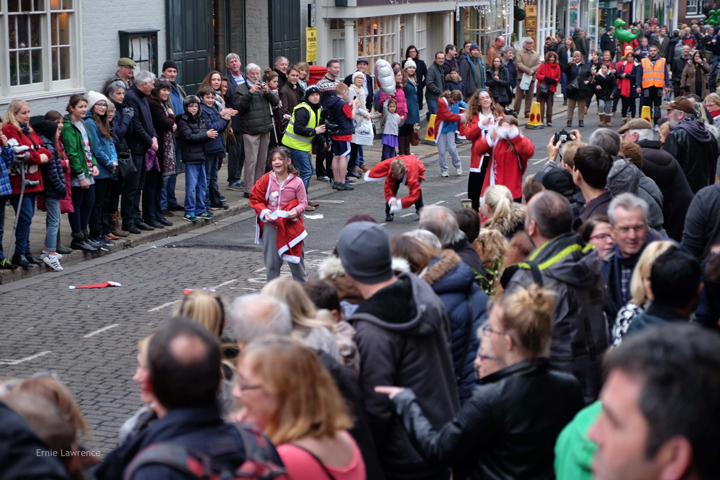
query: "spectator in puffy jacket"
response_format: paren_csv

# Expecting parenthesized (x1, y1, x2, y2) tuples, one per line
(444, 68, 465, 98)
(235, 63, 280, 196)
(199, 87, 229, 213)
(32, 120, 67, 272)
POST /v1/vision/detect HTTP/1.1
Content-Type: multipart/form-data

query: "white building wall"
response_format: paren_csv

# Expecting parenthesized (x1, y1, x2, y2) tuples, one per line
(246, 0, 270, 67)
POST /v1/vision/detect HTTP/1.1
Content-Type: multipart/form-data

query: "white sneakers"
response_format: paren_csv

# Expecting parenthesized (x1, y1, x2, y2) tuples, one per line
(441, 170, 450, 177)
(654, 125, 660, 132)
(456, 166, 463, 176)
(43, 255, 63, 272)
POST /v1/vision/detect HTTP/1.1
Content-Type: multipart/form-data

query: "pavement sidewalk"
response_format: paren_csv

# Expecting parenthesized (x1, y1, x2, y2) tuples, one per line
(0, 97, 568, 284)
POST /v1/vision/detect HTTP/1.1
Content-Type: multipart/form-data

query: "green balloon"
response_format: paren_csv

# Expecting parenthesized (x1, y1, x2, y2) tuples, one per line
(611, 19, 640, 44)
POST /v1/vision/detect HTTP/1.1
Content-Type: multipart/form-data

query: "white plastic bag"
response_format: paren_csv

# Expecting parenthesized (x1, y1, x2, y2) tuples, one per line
(353, 119, 374, 146)
(520, 73, 533, 91)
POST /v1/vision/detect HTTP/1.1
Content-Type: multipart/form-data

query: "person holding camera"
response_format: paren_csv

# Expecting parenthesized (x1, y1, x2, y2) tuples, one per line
(281, 85, 325, 211)
(235, 63, 280, 198)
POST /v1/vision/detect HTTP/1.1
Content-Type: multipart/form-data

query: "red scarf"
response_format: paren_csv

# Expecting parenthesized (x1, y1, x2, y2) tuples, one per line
(620, 62, 634, 97)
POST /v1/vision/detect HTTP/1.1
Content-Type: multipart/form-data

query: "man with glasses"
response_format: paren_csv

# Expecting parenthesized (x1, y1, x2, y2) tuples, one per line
(602, 193, 664, 324)
(502, 190, 608, 403)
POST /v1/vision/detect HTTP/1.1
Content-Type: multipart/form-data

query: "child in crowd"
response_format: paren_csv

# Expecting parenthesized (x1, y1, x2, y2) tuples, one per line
(594, 63, 617, 126)
(32, 120, 68, 272)
(0, 121, 16, 270)
(41, 110, 74, 254)
(435, 90, 466, 177)
(176, 95, 217, 223)
(326, 83, 358, 191)
(61, 95, 102, 253)
(445, 68, 465, 98)
(264, 68, 285, 148)
(199, 87, 229, 213)
(382, 97, 402, 160)
(366, 155, 425, 222)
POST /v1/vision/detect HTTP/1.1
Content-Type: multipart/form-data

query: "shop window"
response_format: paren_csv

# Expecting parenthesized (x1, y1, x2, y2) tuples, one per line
(687, 0, 700, 15)
(358, 17, 397, 72)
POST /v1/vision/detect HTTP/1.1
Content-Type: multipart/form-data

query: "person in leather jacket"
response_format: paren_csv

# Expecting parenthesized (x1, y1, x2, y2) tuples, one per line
(376, 284, 584, 480)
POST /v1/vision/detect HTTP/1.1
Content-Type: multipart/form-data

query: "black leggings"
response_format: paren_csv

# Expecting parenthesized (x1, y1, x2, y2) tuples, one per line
(621, 97, 637, 118)
(468, 159, 489, 211)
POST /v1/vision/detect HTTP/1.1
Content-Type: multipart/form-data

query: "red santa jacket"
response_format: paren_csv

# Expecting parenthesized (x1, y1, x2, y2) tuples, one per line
(458, 113, 501, 173)
(2, 123, 49, 195)
(250, 173, 307, 264)
(365, 154, 425, 209)
(473, 132, 534, 199)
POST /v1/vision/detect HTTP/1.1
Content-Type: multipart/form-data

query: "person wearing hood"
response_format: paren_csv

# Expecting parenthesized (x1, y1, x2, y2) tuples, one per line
(502, 191, 609, 404)
(662, 98, 719, 193)
(281, 85, 325, 211)
(337, 221, 459, 480)
(444, 67, 465, 98)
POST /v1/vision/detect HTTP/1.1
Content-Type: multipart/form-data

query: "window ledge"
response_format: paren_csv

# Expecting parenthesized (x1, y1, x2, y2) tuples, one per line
(0, 87, 86, 105)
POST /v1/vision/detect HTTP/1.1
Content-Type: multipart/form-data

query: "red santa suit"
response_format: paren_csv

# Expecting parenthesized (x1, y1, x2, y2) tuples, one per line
(365, 154, 425, 213)
(472, 126, 535, 200)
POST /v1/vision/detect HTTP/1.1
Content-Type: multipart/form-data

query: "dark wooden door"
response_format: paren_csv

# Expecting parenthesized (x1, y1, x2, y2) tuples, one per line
(269, 0, 301, 65)
(167, 0, 213, 93)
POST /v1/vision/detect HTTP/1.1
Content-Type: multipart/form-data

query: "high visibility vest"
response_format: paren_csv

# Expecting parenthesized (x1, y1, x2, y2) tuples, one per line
(641, 57, 666, 88)
(281, 103, 319, 152)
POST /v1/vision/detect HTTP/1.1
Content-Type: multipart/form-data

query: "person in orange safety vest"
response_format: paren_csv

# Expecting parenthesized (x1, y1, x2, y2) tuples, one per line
(636, 45, 670, 130)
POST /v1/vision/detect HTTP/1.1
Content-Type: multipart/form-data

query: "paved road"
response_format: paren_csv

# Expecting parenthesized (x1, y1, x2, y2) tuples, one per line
(0, 111, 601, 455)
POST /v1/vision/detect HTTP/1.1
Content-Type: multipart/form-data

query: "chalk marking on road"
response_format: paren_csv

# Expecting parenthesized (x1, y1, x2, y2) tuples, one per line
(321, 250, 334, 255)
(248, 278, 267, 283)
(432, 200, 446, 205)
(211, 279, 237, 289)
(532, 157, 549, 165)
(380, 222, 387, 226)
(317, 200, 345, 204)
(84, 324, 120, 338)
(148, 300, 181, 312)
(401, 212, 416, 217)
(0, 350, 52, 365)
(305, 250, 318, 254)
(253, 267, 266, 273)
(454, 191, 468, 197)
(242, 288, 258, 291)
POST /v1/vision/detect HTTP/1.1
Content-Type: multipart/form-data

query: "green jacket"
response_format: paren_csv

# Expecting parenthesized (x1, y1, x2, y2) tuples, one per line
(61, 118, 97, 180)
(555, 400, 601, 480)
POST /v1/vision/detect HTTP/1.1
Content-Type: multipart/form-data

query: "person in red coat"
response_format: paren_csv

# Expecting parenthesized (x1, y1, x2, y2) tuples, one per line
(365, 154, 425, 222)
(1, 100, 51, 269)
(535, 51, 562, 126)
(472, 116, 534, 202)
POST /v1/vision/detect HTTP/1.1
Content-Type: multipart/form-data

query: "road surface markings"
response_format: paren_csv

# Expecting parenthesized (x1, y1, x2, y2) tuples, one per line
(148, 300, 181, 312)
(454, 191, 468, 197)
(211, 279, 237, 289)
(317, 200, 345, 204)
(380, 222, 387, 226)
(401, 212, 416, 217)
(305, 250, 318, 254)
(0, 350, 52, 365)
(532, 157, 549, 165)
(432, 200, 446, 205)
(84, 324, 120, 338)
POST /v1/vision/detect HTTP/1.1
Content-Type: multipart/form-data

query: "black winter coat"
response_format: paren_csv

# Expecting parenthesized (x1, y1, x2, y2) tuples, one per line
(390, 359, 584, 480)
(234, 82, 280, 135)
(123, 85, 157, 155)
(663, 121, 719, 194)
(349, 273, 460, 480)
(600, 32, 617, 59)
(672, 55, 690, 85)
(565, 62, 592, 99)
(176, 112, 211, 164)
(486, 66, 511, 105)
(682, 182, 720, 260)
(38, 135, 67, 200)
(111, 99, 133, 154)
(637, 139, 694, 242)
(592, 73, 617, 101)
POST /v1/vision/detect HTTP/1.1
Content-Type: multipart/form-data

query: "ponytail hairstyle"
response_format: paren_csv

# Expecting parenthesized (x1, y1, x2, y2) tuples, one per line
(483, 184, 526, 237)
(440, 90, 453, 101)
(495, 284, 555, 357)
(267, 146, 298, 175)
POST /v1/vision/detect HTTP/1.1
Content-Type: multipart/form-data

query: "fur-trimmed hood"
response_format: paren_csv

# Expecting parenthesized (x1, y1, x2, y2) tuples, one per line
(445, 73, 463, 82)
(422, 250, 476, 296)
(319, 255, 410, 279)
(482, 203, 526, 239)
(423, 250, 462, 286)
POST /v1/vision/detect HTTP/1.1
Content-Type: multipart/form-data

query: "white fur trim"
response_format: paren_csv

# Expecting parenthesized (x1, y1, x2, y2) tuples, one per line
(392, 257, 411, 274)
(388, 197, 398, 207)
(364, 170, 385, 182)
(507, 126, 520, 139)
(277, 230, 308, 257)
(259, 209, 271, 222)
(469, 167, 481, 173)
(319, 256, 345, 279)
(281, 254, 303, 264)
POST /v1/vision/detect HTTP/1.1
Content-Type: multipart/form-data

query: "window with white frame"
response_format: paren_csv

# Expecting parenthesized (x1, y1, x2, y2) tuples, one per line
(414, 14, 427, 61)
(1, 0, 79, 99)
(357, 17, 397, 72)
(687, 0, 701, 15)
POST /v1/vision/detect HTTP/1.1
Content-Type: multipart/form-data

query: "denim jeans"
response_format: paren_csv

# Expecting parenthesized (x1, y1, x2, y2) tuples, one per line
(204, 153, 222, 206)
(161, 142, 182, 209)
(356, 145, 364, 167)
(184, 163, 207, 216)
(44, 197, 61, 251)
(561, 71, 567, 98)
(0, 198, 6, 260)
(426, 98, 438, 119)
(9, 194, 36, 256)
(290, 149, 313, 193)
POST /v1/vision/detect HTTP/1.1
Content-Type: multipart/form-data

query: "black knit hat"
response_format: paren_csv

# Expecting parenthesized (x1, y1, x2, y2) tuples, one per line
(183, 95, 201, 109)
(162, 60, 178, 72)
(31, 120, 59, 143)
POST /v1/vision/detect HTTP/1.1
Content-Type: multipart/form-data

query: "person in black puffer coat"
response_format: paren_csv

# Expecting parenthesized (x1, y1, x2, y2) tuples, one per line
(565, 51, 592, 127)
(377, 284, 584, 480)
(422, 249, 489, 403)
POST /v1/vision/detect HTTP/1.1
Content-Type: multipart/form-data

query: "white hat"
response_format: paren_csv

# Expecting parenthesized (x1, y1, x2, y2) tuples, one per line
(86, 91, 109, 113)
(404, 58, 417, 70)
(352, 71, 365, 83)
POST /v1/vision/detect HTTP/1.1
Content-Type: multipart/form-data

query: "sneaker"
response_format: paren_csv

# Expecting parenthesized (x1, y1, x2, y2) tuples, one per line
(227, 180, 244, 191)
(305, 205, 316, 211)
(100, 235, 116, 247)
(90, 237, 111, 252)
(43, 255, 63, 272)
(332, 181, 339, 190)
(456, 166, 463, 176)
(42, 251, 63, 259)
(654, 124, 660, 132)
(337, 182, 355, 191)
(198, 211, 214, 220)
(441, 170, 449, 177)
(0, 259, 18, 270)
(183, 213, 198, 222)
(347, 170, 362, 179)
(210, 202, 229, 210)
(318, 176, 330, 182)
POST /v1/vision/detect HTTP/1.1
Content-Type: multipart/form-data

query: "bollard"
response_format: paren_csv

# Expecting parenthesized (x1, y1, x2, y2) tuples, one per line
(641, 105, 652, 124)
(526, 102, 544, 129)
(425, 114, 438, 142)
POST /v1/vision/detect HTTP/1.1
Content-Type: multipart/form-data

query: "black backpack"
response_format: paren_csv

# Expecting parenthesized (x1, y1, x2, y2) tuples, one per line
(123, 423, 288, 480)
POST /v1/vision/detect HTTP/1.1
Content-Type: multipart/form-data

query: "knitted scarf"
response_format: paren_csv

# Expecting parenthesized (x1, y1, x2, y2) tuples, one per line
(620, 62, 634, 97)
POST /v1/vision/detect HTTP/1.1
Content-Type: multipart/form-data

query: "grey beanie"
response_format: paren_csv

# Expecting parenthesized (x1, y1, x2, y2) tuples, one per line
(337, 222, 393, 284)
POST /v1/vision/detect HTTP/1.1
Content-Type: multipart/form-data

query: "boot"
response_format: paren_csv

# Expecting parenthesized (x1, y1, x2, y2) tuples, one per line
(584, 105, 589, 115)
(599, 114, 606, 126)
(606, 116, 612, 127)
(621, 117, 628, 126)
(109, 212, 129, 237)
(56, 228, 73, 255)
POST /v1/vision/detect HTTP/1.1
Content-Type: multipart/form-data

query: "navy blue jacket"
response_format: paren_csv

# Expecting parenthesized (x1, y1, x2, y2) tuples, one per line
(92, 404, 247, 480)
(625, 302, 690, 337)
(111, 99, 133, 155)
(200, 103, 228, 154)
(505, 59, 518, 88)
(225, 72, 245, 132)
(38, 135, 67, 199)
(124, 85, 157, 155)
(325, 95, 355, 137)
(424, 250, 489, 403)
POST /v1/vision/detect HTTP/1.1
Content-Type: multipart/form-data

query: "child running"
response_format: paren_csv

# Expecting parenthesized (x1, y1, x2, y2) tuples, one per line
(435, 90, 466, 177)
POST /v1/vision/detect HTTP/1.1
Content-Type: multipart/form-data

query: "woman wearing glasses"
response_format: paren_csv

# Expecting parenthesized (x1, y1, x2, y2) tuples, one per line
(376, 285, 584, 480)
(578, 214, 615, 260)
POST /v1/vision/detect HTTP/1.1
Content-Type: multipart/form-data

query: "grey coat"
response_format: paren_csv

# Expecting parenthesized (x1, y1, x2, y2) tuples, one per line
(234, 81, 280, 135)
(607, 158, 666, 235)
(425, 62, 446, 101)
(382, 99, 403, 136)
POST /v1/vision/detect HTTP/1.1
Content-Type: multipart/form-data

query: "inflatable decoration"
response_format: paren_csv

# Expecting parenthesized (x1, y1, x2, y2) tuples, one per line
(707, 10, 720, 26)
(612, 18, 640, 44)
(375, 59, 396, 95)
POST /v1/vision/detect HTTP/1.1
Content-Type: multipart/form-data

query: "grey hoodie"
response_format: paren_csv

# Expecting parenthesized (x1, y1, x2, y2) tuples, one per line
(607, 158, 666, 235)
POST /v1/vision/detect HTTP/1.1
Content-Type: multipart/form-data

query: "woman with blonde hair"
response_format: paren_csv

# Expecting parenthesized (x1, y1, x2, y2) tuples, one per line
(174, 290, 227, 337)
(612, 240, 675, 347)
(473, 228, 509, 297)
(481, 184, 526, 239)
(233, 336, 365, 479)
(376, 284, 584, 479)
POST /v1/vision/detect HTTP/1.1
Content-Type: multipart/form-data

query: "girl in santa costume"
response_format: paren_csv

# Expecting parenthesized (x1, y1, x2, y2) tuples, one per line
(472, 116, 534, 202)
(365, 154, 425, 222)
(250, 147, 308, 282)
(459, 90, 504, 211)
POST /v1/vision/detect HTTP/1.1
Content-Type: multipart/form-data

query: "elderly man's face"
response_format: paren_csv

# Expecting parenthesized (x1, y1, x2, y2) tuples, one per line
(525, 41, 533, 51)
(611, 206, 647, 257)
(275, 58, 289, 73)
(227, 58, 241, 74)
(621, 131, 640, 143)
(138, 79, 154, 95)
(119, 65, 134, 80)
(247, 68, 261, 82)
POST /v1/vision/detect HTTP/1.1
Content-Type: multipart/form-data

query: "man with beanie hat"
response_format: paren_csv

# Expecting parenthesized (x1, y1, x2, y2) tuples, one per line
(458, 44, 484, 101)
(160, 60, 186, 214)
(339, 221, 459, 480)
